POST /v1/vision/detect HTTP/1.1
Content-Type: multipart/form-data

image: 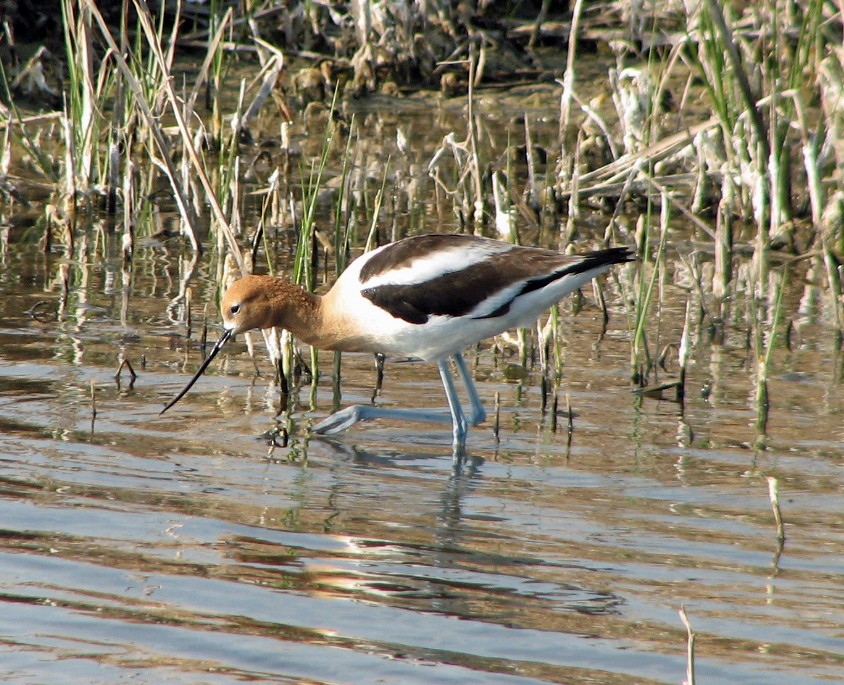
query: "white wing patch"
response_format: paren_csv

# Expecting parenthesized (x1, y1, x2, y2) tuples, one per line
(466, 281, 525, 318)
(359, 240, 513, 288)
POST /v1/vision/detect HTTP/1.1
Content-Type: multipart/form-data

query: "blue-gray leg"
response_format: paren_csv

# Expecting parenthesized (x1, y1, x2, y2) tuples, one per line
(311, 353, 487, 448)
(437, 358, 468, 446)
(451, 352, 487, 426)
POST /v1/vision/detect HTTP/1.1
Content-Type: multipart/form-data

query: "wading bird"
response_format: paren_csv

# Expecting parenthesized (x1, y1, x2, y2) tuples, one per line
(162, 233, 633, 448)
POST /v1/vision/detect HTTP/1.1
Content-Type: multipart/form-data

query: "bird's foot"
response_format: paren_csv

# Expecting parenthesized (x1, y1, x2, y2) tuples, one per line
(311, 405, 456, 437)
(311, 405, 369, 435)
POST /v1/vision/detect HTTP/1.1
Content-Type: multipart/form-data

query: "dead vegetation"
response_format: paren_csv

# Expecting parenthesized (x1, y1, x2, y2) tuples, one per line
(0, 0, 841, 448)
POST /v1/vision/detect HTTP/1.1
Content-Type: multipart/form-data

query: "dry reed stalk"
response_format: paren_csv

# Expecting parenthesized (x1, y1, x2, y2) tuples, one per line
(565, 117, 720, 198)
(62, 0, 96, 196)
(677, 300, 692, 404)
(491, 171, 516, 241)
(105, 0, 131, 217)
(556, 0, 585, 189)
(89, 379, 97, 432)
(465, 51, 483, 225)
(679, 605, 696, 685)
(767, 476, 786, 543)
(83, 0, 205, 258)
(563, 128, 582, 240)
(121, 157, 134, 263)
(818, 49, 844, 341)
(240, 42, 285, 134)
(523, 116, 539, 217)
(713, 175, 734, 313)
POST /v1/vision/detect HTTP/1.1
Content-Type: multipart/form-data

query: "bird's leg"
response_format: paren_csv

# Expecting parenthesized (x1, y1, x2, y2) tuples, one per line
(437, 358, 468, 447)
(452, 352, 486, 426)
(310, 356, 481, 447)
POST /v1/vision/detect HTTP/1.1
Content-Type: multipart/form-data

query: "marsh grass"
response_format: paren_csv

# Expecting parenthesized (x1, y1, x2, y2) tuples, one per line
(1, 0, 841, 456)
(60, 0, 100, 199)
(559, 0, 844, 452)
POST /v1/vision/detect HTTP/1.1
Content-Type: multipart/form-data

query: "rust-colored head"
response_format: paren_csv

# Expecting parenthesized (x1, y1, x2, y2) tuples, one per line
(220, 274, 284, 334)
(161, 275, 313, 415)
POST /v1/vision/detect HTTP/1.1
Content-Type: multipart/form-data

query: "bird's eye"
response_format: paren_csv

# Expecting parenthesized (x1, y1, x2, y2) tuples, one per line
(230, 304, 240, 315)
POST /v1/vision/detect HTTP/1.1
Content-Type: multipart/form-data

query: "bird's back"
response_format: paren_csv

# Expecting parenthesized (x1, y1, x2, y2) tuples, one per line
(324, 234, 632, 360)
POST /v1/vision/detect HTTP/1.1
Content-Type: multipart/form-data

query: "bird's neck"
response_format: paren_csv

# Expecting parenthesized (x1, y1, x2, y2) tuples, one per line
(264, 278, 373, 353)
(269, 280, 325, 345)
(280, 280, 375, 353)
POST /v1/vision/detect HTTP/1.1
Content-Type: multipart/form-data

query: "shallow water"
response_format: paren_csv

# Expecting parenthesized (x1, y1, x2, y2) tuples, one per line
(2, 85, 844, 684)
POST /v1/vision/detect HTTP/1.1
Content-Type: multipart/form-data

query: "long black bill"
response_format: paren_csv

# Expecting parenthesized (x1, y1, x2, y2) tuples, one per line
(160, 328, 234, 415)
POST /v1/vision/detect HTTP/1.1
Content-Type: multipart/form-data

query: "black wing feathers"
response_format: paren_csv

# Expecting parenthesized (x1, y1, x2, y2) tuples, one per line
(361, 238, 633, 325)
(474, 246, 633, 320)
(362, 263, 508, 324)
(518, 246, 633, 297)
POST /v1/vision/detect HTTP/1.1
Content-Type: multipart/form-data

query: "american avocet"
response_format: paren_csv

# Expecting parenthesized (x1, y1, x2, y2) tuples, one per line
(162, 233, 633, 446)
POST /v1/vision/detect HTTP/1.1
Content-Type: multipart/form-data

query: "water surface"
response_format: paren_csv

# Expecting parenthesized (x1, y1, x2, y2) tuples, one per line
(1, 85, 843, 684)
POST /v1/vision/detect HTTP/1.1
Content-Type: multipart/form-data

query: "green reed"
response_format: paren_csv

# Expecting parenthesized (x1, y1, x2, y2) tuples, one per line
(293, 104, 337, 290)
(289, 92, 340, 405)
(629, 205, 667, 385)
(754, 267, 788, 444)
(61, 0, 109, 198)
(332, 117, 356, 276)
